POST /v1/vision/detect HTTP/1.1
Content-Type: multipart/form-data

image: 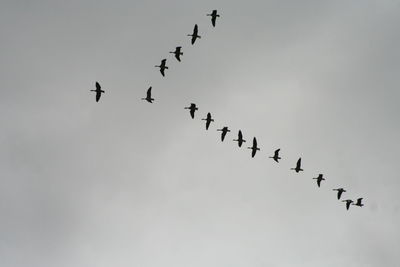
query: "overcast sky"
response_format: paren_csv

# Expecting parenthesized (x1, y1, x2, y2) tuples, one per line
(1, 1, 400, 266)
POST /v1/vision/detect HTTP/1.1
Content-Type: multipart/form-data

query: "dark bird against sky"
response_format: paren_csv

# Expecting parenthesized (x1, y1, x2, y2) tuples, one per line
(184, 103, 198, 119)
(333, 188, 346, 200)
(291, 158, 303, 173)
(188, 24, 201, 45)
(313, 174, 325, 187)
(201, 112, 214, 130)
(269, 148, 281, 163)
(247, 137, 260, 158)
(155, 59, 168, 76)
(90, 81, 105, 102)
(207, 10, 220, 27)
(217, 126, 230, 142)
(141, 87, 154, 103)
(169, 46, 183, 62)
(233, 130, 246, 147)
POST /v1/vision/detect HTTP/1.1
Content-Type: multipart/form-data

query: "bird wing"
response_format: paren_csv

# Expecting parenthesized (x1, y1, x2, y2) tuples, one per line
(147, 87, 152, 98)
(190, 109, 195, 119)
(160, 68, 165, 76)
(175, 54, 181, 61)
(253, 137, 257, 147)
(96, 91, 101, 102)
(338, 191, 343, 199)
(317, 179, 321, 187)
(96, 82, 101, 90)
(275, 148, 280, 156)
(211, 16, 216, 27)
(161, 59, 166, 66)
(194, 24, 198, 35)
(297, 158, 301, 168)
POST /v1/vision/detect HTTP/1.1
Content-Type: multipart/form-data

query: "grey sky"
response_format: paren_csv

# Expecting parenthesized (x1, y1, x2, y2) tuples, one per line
(1, 1, 399, 266)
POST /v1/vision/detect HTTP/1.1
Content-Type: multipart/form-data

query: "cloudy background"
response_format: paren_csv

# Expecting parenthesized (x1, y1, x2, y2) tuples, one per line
(1, 0, 400, 266)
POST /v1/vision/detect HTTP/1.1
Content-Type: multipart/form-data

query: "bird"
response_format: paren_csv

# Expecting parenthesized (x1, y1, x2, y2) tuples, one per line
(184, 103, 198, 119)
(141, 86, 154, 103)
(352, 198, 364, 207)
(291, 158, 303, 173)
(333, 188, 346, 200)
(201, 112, 214, 130)
(269, 149, 281, 163)
(342, 199, 353, 210)
(155, 59, 168, 76)
(233, 130, 246, 147)
(217, 127, 230, 141)
(312, 174, 325, 187)
(247, 137, 260, 158)
(90, 81, 105, 102)
(169, 46, 183, 62)
(207, 10, 220, 27)
(188, 24, 201, 45)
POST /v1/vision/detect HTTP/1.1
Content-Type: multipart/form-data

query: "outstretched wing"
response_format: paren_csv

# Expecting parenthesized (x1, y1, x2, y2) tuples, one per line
(211, 16, 216, 27)
(338, 190, 343, 200)
(160, 68, 165, 76)
(193, 24, 198, 35)
(147, 87, 152, 98)
(161, 59, 167, 66)
(317, 179, 321, 187)
(297, 158, 302, 168)
(190, 108, 195, 119)
(253, 137, 257, 148)
(96, 81, 101, 91)
(275, 148, 280, 156)
(96, 91, 101, 102)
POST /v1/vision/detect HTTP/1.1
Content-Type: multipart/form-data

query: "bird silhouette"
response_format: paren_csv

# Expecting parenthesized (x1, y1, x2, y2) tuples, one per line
(169, 46, 183, 62)
(141, 87, 154, 103)
(291, 158, 303, 173)
(188, 24, 201, 45)
(184, 103, 198, 119)
(201, 112, 214, 130)
(269, 149, 281, 163)
(90, 81, 105, 102)
(155, 59, 168, 76)
(207, 10, 220, 27)
(217, 126, 230, 141)
(352, 198, 364, 207)
(247, 137, 260, 158)
(342, 199, 353, 210)
(312, 174, 325, 187)
(333, 188, 346, 200)
(233, 130, 246, 147)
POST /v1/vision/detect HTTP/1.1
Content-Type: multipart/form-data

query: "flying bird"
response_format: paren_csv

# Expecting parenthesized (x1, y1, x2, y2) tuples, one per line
(233, 130, 246, 147)
(155, 59, 168, 76)
(188, 24, 201, 45)
(201, 112, 214, 130)
(352, 198, 364, 207)
(141, 87, 154, 103)
(342, 199, 353, 210)
(90, 81, 105, 102)
(312, 174, 325, 187)
(184, 103, 198, 119)
(291, 158, 303, 173)
(169, 46, 183, 62)
(207, 10, 220, 27)
(333, 188, 346, 200)
(269, 149, 281, 163)
(247, 137, 260, 158)
(217, 126, 230, 141)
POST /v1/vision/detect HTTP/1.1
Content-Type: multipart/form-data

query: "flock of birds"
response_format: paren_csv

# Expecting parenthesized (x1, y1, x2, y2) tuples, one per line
(90, 10, 364, 211)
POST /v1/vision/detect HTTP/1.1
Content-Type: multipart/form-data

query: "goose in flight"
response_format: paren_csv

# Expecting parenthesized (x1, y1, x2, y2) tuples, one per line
(333, 188, 346, 200)
(155, 59, 168, 76)
(188, 24, 201, 45)
(217, 126, 230, 141)
(291, 158, 303, 173)
(269, 149, 281, 163)
(141, 87, 154, 103)
(233, 130, 246, 147)
(342, 199, 353, 210)
(312, 174, 325, 187)
(207, 10, 220, 27)
(91, 81, 105, 102)
(169, 46, 183, 62)
(247, 137, 260, 158)
(352, 198, 364, 207)
(201, 112, 214, 130)
(184, 103, 198, 119)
